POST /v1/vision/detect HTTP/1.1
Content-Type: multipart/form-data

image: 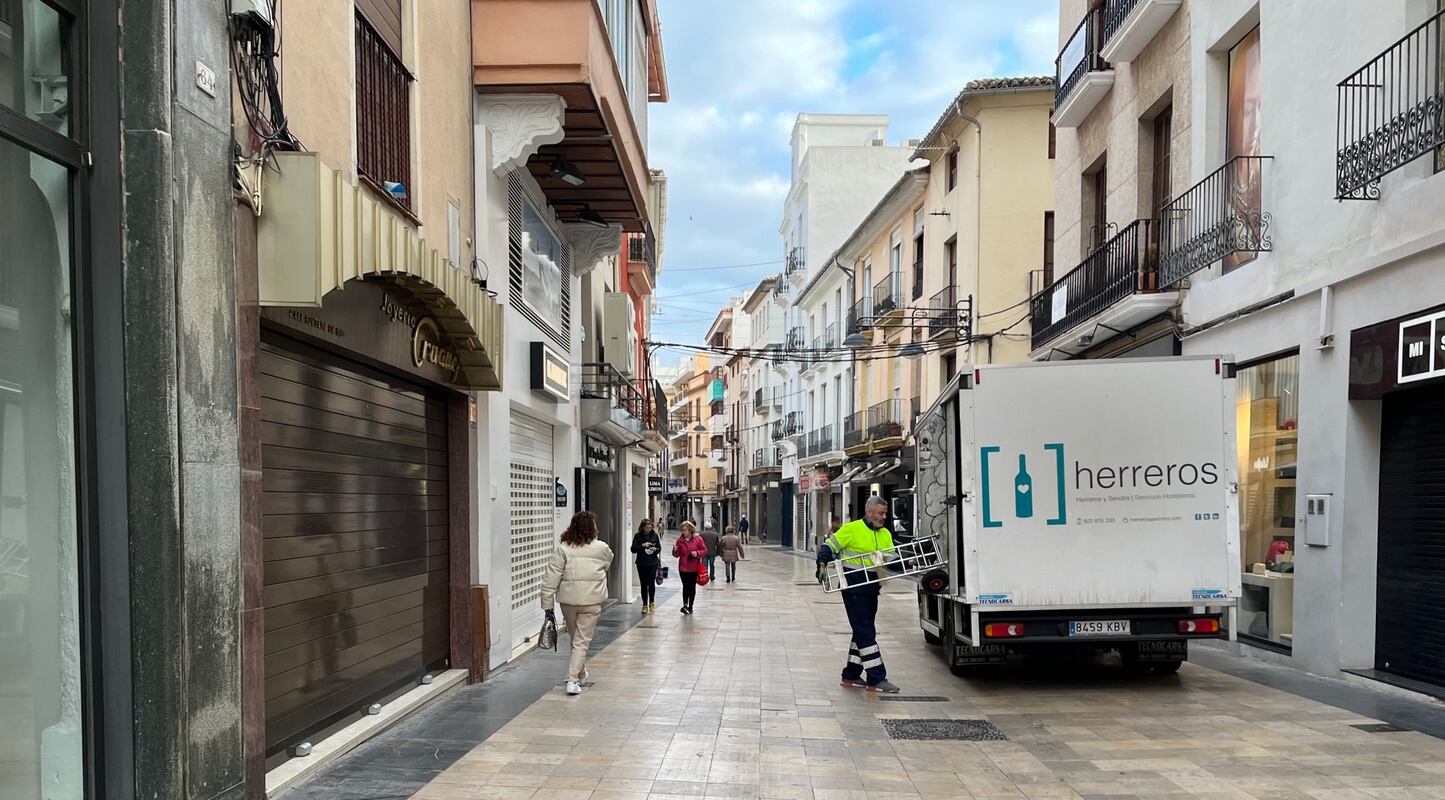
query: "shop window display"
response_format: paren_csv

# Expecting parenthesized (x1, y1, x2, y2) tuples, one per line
(1235, 354, 1299, 648)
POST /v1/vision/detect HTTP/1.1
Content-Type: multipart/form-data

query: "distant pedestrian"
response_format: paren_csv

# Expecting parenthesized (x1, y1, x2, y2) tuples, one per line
(701, 521, 721, 584)
(719, 525, 745, 583)
(738, 514, 751, 546)
(631, 519, 662, 614)
(666, 514, 676, 530)
(540, 511, 615, 696)
(673, 521, 707, 615)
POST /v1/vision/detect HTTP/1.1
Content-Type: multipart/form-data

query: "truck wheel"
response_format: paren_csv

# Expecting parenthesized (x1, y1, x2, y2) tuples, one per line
(924, 630, 944, 646)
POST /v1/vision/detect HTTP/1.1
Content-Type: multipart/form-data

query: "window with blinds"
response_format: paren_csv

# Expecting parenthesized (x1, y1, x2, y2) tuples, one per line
(508, 172, 572, 347)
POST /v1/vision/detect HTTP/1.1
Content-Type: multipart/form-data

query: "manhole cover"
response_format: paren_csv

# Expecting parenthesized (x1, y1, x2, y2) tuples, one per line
(878, 696, 950, 702)
(1352, 723, 1408, 733)
(881, 719, 1007, 741)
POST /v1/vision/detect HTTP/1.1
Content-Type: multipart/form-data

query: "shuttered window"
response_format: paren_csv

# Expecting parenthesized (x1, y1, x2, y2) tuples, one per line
(355, 8, 412, 211)
(509, 413, 556, 626)
(356, 0, 404, 55)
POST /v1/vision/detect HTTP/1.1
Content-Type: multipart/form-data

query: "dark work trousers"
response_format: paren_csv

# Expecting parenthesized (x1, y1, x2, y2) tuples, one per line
(680, 570, 698, 608)
(636, 562, 657, 605)
(840, 570, 885, 683)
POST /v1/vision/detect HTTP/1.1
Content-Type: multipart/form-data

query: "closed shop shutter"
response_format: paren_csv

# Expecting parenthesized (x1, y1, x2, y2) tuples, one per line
(509, 412, 555, 649)
(260, 338, 449, 757)
(1377, 383, 1445, 689)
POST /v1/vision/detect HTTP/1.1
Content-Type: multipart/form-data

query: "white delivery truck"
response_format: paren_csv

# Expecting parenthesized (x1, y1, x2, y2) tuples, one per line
(913, 357, 1241, 675)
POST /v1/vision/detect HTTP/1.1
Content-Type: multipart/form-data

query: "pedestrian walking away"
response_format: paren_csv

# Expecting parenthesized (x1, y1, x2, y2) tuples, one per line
(738, 514, 750, 547)
(673, 521, 707, 614)
(700, 521, 721, 585)
(817, 496, 900, 693)
(719, 525, 744, 583)
(630, 518, 662, 614)
(540, 511, 615, 696)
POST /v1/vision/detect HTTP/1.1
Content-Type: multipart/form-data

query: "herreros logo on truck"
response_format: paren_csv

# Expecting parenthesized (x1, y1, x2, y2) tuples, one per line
(979, 443, 1221, 529)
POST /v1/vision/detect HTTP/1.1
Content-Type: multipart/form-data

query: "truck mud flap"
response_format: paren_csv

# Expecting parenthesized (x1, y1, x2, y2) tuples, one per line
(1131, 641, 1188, 662)
(951, 643, 1006, 666)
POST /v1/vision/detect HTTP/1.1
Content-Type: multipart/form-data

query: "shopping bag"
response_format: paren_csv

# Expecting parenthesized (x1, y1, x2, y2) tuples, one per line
(695, 566, 710, 587)
(655, 565, 669, 585)
(538, 613, 558, 650)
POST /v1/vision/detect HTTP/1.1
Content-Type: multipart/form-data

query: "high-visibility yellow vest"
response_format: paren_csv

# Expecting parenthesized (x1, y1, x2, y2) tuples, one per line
(823, 519, 895, 570)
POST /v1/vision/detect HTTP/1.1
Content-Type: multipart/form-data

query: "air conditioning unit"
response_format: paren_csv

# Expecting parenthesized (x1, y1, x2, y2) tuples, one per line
(602, 292, 637, 377)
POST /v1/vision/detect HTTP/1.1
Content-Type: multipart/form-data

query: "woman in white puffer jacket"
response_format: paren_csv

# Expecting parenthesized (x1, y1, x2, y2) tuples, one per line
(540, 511, 615, 695)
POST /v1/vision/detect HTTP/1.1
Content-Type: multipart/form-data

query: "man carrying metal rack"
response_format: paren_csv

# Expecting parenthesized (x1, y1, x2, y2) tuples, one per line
(817, 495, 902, 693)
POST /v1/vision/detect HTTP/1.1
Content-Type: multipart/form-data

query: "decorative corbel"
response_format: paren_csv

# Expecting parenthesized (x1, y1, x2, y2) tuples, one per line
(476, 94, 567, 177)
(564, 223, 624, 277)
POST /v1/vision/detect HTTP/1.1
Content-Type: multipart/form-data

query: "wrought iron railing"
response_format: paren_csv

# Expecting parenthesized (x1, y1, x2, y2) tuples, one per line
(929, 286, 957, 338)
(1159, 156, 1273, 287)
(1336, 9, 1445, 199)
(805, 426, 834, 458)
(786, 326, 805, 351)
(844, 410, 868, 449)
(785, 411, 803, 436)
(1055, 9, 1106, 111)
(581, 362, 645, 420)
(805, 429, 821, 459)
(868, 400, 904, 442)
(872, 274, 899, 317)
(785, 247, 804, 275)
(725, 475, 739, 492)
(355, 13, 414, 210)
(753, 388, 765, 411)
(1102, 0, 1141, 46)
(627, 230, 656, 269)
(847, 297, 873, 334)
(771, 420, 785, 442)
(1029, 219, 1159, 351)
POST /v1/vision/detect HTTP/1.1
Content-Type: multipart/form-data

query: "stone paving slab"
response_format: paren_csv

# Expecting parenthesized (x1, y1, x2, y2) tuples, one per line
(284, 542, 1445, 800)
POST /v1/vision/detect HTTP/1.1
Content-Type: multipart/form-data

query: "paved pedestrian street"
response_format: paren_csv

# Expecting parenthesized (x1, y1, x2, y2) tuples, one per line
(284, 544, 1445, 800)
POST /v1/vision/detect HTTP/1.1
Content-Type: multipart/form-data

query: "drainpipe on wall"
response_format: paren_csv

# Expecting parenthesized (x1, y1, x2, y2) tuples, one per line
(955, 100, 984, 362)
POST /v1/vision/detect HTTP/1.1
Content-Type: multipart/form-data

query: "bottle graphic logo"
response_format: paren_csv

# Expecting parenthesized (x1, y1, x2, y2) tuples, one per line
(1014, 453, 1034, 519)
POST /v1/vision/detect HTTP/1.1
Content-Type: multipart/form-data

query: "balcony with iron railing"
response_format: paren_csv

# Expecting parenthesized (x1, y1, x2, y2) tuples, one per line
(1336, 8, 1445, 200)
(725, 475, 739, 493)
(803, 426, 835, 462)
(784, 410, 803, 439)
(1099, 0, 1183, 64)
(1159, 156, 1273, 287)
(581, 362, 645, 445)
(785, 246, 805, 276)
(771, 419, 786, 442)
(670, 450, 690, 469)
(785, 326, 806, 352)
(929, 286, 960, 339)
(872, 274, 900, 318)
(867, 400, 905, 445)
(848, 296, 874, 335)
(844, 410, 868, 451)
(1028, 219, 1178, 354)
(753, 387, 766, 411)
(1053, 8, 1114, 128)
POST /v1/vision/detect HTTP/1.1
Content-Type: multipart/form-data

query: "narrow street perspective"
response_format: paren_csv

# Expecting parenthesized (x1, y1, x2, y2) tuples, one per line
(10, 1, 1445, 799)
(277, 543, 1445, 800)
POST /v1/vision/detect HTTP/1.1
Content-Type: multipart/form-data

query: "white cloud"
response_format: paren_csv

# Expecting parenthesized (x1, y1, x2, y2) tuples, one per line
(649, 0, 1059, 347)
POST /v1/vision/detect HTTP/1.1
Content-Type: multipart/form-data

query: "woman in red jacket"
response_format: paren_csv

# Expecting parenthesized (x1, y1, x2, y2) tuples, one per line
(673, 521, 708, 615)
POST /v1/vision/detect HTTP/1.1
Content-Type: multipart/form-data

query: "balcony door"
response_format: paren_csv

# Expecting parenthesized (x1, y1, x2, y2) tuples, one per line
(1224, 26, 1262, 274)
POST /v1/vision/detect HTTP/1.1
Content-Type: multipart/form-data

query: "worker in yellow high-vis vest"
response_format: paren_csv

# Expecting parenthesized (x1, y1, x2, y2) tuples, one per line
(817, 495, 901, 692)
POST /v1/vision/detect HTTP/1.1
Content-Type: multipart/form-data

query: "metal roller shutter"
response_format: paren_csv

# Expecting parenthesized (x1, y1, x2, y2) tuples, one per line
(509, 412, 555, 650)
(260, 338, 450, 757)
(1377, 383, 1445, 689)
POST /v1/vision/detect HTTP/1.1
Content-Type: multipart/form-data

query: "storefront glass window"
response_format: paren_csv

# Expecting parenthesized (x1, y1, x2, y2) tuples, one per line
(0, 0, 72, 134)
(1236, 353, 1299, 648)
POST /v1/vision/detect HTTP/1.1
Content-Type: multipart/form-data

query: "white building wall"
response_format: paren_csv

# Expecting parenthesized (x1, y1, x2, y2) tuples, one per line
(1179, 0, 1445, 679)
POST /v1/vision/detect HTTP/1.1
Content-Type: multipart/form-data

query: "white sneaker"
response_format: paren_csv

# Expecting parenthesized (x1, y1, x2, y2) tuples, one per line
(565, 681, 582, 695)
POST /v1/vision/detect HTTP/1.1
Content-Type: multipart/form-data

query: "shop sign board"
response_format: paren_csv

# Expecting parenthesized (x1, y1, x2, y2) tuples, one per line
(1350, 303, 1445, 397)
(648, 476, 665, 494)
(584, 436, 615, 472)
(530, 341, 571, 402)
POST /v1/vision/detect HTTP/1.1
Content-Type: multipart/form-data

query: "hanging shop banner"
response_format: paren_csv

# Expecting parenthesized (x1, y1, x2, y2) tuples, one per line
(710, 378, 725, 402)
(584, 436, 615, 472)
(648, 476, 665, 494)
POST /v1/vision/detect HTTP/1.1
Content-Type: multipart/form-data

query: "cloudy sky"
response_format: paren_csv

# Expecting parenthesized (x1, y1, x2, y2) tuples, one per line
(646, 0, 1061, 365)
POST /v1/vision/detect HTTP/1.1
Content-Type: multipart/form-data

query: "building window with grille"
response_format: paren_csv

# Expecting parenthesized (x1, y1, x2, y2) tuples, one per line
(355, 6, 413, 211)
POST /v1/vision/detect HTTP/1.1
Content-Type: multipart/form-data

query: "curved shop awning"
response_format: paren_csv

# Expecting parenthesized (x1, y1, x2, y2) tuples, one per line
(257, 152, 503, 390)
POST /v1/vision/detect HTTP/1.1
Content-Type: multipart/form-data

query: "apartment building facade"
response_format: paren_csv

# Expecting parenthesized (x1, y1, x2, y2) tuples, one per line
(740, 279, 788, 542)
(778, 114, 916, 551)
(790, 260, 855, 551)
(1042, 0, 1445, 696)
(471, 0, 668, 667)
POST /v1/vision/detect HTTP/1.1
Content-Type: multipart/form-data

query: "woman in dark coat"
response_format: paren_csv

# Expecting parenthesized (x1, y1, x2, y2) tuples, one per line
(630, 519, 662, 613)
